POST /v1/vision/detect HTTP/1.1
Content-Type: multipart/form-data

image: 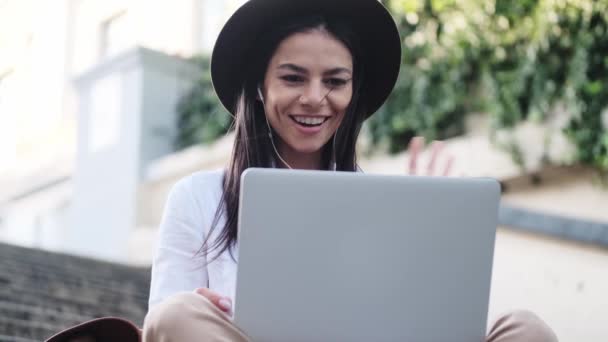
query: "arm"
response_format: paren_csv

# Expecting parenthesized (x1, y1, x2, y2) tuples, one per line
(148, 176, 209, 309)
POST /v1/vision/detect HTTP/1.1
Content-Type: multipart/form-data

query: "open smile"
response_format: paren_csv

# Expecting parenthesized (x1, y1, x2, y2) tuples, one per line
(289, 115, 330, 128)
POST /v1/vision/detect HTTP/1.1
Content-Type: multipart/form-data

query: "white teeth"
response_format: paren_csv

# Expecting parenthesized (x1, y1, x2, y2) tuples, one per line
(293, 116, 326, 125)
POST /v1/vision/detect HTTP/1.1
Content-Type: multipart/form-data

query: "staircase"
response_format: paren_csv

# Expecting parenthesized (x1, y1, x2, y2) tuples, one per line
(0, 242, 150, 341)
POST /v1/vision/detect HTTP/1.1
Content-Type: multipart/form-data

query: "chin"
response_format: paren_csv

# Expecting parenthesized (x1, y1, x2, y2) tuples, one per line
(290, 140, 327, 154)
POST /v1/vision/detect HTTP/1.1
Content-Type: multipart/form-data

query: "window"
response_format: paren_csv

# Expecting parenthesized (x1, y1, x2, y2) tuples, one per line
(99, 10, 131, 59)
(0, 70, 16, 168)
(0, 69, 14, 125)
(0, 71, 8, 108)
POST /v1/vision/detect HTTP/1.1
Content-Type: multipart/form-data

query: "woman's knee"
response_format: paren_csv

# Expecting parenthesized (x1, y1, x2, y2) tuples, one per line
(143, 292, 215, 337)
(488, 310, 558, 342)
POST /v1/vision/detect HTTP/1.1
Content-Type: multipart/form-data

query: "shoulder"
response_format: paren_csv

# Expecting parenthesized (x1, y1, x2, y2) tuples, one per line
(165, 169, 225, 215)
(184, 169, 225, 191)
(170, 169, 224, 195)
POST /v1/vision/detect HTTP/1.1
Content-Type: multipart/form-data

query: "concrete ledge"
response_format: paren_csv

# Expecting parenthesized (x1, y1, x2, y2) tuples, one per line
(499, 204, 608, 247)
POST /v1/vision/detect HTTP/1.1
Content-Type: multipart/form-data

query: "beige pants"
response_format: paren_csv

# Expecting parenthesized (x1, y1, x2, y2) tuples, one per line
(143, 292, 558, 342)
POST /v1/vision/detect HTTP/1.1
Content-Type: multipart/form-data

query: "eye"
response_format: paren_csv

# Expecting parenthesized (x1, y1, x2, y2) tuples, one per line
(325, 78, 349, 88)
(280, 74, 305, 83)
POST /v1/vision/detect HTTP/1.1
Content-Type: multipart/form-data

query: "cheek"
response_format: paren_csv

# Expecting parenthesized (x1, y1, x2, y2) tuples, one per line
(266, 84, 299, 113)
(332, 89, 353, 116)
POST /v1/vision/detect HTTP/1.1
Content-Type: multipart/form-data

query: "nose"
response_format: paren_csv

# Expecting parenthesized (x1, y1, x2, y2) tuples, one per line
(299, 80, 328, 107)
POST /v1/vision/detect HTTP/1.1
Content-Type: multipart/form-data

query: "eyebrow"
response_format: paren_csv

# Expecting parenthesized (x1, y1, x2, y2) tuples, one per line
(277, 63, 352, 76)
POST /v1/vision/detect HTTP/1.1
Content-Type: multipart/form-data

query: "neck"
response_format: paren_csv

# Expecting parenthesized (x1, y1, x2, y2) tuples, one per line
(276, 142, 323, 170)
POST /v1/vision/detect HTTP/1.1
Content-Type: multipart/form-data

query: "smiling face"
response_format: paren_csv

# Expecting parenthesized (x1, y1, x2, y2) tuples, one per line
(261, 28, 354, 168)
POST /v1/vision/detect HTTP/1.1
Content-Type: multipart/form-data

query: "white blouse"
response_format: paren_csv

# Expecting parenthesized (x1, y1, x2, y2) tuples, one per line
(148, 165, 360, 309)
(148, 169, 238, 309)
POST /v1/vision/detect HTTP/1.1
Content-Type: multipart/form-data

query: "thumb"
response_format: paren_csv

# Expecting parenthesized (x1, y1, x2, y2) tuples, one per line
(194, 288, 232, 313)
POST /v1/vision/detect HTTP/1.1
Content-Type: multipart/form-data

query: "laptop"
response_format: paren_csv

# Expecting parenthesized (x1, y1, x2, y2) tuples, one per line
(234, 168, 500, 342)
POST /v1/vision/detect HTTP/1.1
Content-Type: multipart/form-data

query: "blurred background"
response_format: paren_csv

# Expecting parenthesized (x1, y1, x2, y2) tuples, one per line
(0, 0, 607, 340)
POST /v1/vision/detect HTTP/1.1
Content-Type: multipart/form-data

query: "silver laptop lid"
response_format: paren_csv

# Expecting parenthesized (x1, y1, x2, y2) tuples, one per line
(235, 168, 500, 342)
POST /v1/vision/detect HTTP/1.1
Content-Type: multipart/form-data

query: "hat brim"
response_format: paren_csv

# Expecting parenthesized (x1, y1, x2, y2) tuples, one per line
(211, 0, 401, 119)
(45, 317, 141, 342)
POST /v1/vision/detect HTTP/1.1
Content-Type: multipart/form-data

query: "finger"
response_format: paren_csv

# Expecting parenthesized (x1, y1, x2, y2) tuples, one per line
(442, 155, 454, 177)
(195, 288, 233, 313)
(407, 136, 424, 175)
(194, 288, 232, 313)
(426, 141, 445, 176)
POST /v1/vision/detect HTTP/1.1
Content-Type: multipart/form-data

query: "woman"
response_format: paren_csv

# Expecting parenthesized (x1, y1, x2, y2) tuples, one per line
(49, 0, 558, 341)
(143, 1, 557, 341)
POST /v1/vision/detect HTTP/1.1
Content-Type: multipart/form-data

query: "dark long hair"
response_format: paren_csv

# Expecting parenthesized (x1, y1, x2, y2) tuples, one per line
(200, 15, 367, 262)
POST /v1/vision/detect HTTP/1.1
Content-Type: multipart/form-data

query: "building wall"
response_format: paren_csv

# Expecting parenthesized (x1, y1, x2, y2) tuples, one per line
(0, 180, 72, 251)
(0, 0, 245, 256)
(0, 0, 246, 181)
(0, 0, 72, 179)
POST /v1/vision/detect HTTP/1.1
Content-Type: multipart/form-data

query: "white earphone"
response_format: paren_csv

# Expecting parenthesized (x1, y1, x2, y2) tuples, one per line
(258, 86, 293, 169)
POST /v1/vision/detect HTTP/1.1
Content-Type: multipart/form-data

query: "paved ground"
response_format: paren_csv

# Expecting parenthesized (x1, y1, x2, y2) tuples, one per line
(490, 228, 608, 341)
(501, 167, 608, 224)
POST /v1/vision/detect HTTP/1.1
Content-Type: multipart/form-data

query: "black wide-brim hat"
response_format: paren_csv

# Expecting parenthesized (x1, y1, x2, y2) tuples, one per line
(45, 317, 141, 342)
(211, 0, 401, 119)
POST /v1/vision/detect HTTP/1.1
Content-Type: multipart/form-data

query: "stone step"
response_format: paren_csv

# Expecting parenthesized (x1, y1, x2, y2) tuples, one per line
(0, 243, 149, 278)
(0, 281, 146, 324)
(0, 257, 150, 290)
(0, 251, 133, 275)
(0, 243, 149, 340)
(0, 334, 39, 342)
(0, 300, 94, 325)
(0, 262, 149, 301)
(3, 279, 147, 310)
(0, 317, 59, 341)
(4, 278, 147, 307)
(0, 267, 149, 300)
